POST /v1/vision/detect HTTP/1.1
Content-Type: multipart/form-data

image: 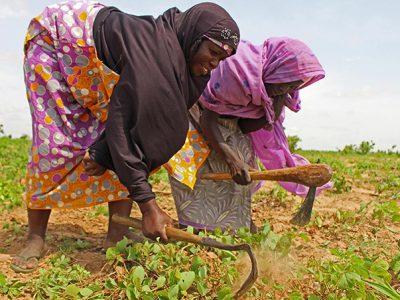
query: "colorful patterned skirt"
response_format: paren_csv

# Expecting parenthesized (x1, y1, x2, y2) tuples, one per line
(24, 1, 129, 209)
(168, 119, 259, 231)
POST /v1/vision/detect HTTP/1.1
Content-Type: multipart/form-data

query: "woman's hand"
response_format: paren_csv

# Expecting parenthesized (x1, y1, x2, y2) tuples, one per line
(138, 199, 173, 242)
(83, 151, 106, 176)
(223, 148, 251, 185)
(227, 157, 251, 185)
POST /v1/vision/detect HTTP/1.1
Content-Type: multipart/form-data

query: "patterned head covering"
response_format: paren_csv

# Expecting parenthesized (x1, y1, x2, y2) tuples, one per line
(200, 37, 324, 125)
(262, 37, 325, 85)
(175, 2, 240, 60)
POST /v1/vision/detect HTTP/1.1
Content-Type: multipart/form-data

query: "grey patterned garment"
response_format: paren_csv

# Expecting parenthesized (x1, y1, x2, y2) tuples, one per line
(169, 118, 259, 231)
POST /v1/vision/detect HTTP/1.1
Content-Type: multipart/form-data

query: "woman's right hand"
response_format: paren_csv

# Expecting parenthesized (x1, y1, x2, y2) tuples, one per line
(138, 199, 173, 242)
(225, 155, 251, 185)
(218, 143, 251, 185)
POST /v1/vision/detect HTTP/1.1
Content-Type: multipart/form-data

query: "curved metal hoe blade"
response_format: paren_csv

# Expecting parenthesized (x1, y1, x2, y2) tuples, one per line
(200, 237, 258, 299)
(291, 186, 317, 226)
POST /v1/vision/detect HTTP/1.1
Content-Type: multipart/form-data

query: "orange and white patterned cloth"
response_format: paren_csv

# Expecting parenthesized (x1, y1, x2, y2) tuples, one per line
(164, 122, 210, 189)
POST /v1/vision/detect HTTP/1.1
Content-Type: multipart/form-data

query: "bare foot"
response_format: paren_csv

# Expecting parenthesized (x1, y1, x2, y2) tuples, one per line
(11, 234, 45, 273)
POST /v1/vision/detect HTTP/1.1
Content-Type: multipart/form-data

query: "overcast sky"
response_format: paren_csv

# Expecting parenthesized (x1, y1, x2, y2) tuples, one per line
(0, 0, 399, 150)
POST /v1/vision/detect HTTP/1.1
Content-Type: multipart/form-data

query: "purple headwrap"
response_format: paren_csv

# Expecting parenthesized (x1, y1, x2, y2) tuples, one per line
(199, 37, 332, 197)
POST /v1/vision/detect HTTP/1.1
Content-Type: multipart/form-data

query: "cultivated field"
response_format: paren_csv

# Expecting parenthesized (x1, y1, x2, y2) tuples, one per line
(0, 136, 399, 299)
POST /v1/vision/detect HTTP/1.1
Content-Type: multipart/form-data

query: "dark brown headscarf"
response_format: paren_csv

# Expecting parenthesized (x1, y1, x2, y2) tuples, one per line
(91, 3, 240, 202)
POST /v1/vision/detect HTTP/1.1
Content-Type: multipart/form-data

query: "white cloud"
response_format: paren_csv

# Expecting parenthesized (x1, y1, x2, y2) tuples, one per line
(344, 56, 362, 63)
(0, 0, 29, 19)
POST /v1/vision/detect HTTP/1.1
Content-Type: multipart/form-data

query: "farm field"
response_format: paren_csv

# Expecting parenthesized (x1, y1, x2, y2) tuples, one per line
(0, 136, 399, 299)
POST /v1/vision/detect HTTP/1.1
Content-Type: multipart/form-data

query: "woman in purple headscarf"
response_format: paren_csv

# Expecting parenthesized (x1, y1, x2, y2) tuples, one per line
(167, 37, 331, 231)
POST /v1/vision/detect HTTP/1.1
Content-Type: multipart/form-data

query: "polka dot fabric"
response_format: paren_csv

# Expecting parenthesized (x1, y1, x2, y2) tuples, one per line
(24, 1, 129, 209)
(164, 122, 210, 189)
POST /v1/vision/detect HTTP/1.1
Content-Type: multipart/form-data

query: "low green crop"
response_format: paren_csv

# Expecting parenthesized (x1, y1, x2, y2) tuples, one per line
(307, 247, 400, 299)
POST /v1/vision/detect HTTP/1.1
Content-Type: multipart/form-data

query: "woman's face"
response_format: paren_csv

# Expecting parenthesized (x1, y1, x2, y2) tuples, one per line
(265, 80, 303, 97)
(189, 40, 228, 77)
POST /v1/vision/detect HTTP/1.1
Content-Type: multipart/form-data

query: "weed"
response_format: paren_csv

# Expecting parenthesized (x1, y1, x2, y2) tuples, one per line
(376, 174, 400, 195)
(288, 135, 301, 153)
(59, 237, 92, 253)
(88, 205, 109, 218)
(307, 247, 398, 299)
(372, 200, 400, 223)
(28, 255, 92, 299)
(0, 137, 30, 210)
(332, 173, 352, 193)
(149, 168, 169, 185)
(2, 220, 23, 235)
(0, 273, 26, 298)
(267, 185, 289, 206)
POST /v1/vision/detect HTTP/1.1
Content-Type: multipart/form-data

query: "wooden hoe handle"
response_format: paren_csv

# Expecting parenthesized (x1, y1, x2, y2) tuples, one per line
(111, 215, 202, 244)
(200, 163, 332, 187)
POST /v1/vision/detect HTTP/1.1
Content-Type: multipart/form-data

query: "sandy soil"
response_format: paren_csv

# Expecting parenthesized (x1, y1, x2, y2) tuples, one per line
(0, 179, 398, 299)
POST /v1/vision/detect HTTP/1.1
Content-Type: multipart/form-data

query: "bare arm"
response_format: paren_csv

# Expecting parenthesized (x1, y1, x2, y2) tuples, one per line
(237, 94, 287, 134)
(238, 116, 268, 134)
(200, 108, 251, 185)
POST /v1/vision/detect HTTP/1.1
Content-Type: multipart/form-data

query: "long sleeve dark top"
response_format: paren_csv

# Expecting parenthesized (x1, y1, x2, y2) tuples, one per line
(90, 7, 156, 203)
